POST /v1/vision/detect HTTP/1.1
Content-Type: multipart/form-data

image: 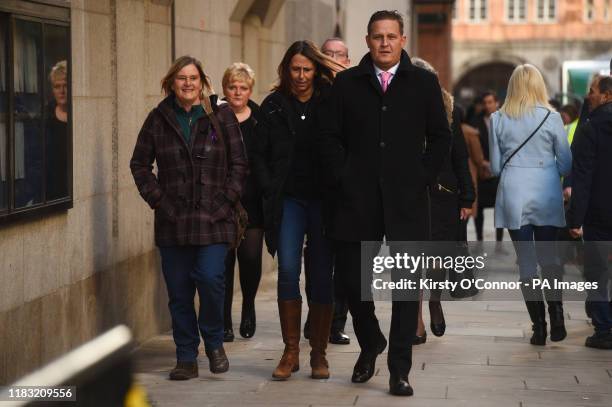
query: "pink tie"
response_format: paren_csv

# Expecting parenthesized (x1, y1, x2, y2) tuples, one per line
(380, 71, 391, 93)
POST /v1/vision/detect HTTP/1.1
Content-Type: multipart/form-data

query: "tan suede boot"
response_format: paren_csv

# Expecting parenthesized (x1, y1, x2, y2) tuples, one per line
(272, 299, 302, 380)
(309, 303, 334, 379)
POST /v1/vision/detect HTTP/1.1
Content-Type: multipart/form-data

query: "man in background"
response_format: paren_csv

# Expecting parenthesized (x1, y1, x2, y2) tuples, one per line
(470, 91, 506, 252)
(568, 75, 612, 349)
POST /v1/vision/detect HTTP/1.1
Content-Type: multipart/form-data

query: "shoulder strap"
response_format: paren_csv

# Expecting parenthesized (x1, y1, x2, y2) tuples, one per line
(500, 110, 551, 173)
(201, 95, 225, 144)
(202, 96, 236, 176)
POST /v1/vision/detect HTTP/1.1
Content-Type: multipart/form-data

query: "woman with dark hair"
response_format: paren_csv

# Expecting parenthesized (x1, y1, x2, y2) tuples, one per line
(250, 40, 342, 380)
(130, 55, 248, 380)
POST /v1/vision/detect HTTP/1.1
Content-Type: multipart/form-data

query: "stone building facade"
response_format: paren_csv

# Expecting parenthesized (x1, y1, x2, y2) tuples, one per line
(0, 0, 338, 384)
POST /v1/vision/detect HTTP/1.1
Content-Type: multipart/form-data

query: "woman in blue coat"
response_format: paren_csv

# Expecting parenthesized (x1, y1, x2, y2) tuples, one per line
(489, 64, 571, 346)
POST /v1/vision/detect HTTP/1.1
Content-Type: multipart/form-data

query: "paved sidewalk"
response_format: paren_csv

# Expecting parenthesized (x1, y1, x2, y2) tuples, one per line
(134, 211, 612, 406)
(134, 276, 612, 406)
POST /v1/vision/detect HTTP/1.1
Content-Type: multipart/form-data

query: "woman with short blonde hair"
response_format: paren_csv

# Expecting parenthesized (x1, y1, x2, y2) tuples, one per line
(489, 63, 571, 346)
(222, 62, 255, 90)
(220, 62, 265, 343)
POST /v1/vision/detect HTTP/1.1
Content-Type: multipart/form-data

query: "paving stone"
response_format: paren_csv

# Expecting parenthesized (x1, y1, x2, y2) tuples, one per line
(444, 326, 525, 337)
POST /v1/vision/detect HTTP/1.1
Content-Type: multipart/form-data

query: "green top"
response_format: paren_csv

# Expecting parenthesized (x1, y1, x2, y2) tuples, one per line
(173, 97, 204, 145)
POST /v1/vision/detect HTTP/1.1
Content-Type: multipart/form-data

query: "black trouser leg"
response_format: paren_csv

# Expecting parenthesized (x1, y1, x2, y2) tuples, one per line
(475, 205, 484, 241)
(334, 241, 384, 352)
(331, 285, 349, 332)
(583, 227, 612, 334)
(388, 257, 419, 376)
(387, 300, 419, 376)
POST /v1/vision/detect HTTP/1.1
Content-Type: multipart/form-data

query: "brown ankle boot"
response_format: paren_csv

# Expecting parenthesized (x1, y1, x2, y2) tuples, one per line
(309, 303, 334, 379)
(272, 299, 302, 380)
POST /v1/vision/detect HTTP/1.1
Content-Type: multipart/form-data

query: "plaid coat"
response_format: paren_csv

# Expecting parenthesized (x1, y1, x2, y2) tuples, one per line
(130, 95, 248, 247)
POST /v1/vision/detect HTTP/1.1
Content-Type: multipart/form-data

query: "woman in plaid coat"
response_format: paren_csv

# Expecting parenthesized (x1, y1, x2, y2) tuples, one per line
(130, 56, 248, 380)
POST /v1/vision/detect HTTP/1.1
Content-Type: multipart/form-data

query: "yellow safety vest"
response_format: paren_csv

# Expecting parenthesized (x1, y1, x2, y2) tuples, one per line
(565, 119, 578, 145)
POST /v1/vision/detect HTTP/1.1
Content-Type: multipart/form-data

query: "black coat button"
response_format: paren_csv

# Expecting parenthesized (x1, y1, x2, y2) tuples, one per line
(382, 106, 387, 111)
(380, 141, 386, 148)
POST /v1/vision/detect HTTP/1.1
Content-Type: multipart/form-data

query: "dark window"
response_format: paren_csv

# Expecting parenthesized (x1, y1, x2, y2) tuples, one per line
(0, 1, 71, 223)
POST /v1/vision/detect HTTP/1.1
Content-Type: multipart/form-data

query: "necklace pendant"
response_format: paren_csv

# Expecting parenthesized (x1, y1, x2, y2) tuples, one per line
(301, 115, 306, 120)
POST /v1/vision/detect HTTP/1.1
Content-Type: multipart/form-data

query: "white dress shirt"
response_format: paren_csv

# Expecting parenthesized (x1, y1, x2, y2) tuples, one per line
(373, 62, 400, 87)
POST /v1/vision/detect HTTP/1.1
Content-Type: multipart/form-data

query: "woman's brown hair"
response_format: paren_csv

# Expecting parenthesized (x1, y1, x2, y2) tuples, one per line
(274, 40, 344, 96)
(160, 55, 213, 98)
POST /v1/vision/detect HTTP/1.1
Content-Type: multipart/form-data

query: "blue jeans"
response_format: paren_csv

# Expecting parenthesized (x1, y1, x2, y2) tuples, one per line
(508, 225, 559, 281)
(159, 244, 228, 362)
(277, 197, 334, 304)
(583, 226, 612, 333)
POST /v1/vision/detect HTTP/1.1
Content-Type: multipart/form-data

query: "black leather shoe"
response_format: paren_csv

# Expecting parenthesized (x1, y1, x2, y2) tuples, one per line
(169, 361, 198, 380)
(351, 337, 387, 383)
(206, 347, 229, 373)
(429, 301, 446, 337)
(389, 374, 414, 396)
(413, 331, 427, 345)
(329, 329, 350, 345)
(239, 310, 256, 338)
(585, 331, 612, 349)
(223, 328, 235, 342)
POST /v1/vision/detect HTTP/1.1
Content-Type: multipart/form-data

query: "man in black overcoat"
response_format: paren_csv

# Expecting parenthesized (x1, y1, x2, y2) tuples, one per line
(318, 10, 451, 396)
(568, 75, 612, 349)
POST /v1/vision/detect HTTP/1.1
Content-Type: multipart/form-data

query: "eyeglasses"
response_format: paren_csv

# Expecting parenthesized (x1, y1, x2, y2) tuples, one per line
(323, 51, 347, 59)
(176, 75, 200, 83)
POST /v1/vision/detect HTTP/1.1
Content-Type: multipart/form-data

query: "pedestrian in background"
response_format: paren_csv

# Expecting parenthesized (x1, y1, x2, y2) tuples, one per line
(568, 75, 612, 350)
(410, 57, 475, 345)
(489, 64, 571, 346)
(130, 55, 248, 379)
(557, 103, 582, 266)
(471, 91, 507, 253)
(221, 62, 264, 342)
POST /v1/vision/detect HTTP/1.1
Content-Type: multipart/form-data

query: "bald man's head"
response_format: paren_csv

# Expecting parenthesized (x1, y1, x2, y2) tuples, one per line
(321, 38, 350, 67)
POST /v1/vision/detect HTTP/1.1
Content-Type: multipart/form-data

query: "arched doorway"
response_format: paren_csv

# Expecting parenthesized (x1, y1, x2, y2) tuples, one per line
(453, 62, 516, 108)
(230, 0, 285, 102)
